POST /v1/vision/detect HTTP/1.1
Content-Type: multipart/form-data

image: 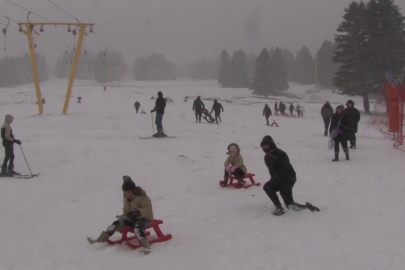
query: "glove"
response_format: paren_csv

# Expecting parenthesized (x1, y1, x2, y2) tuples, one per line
(127, 210, 141, 221)
(150, 110, 154, 113)
(231, 165, 238, 173)
(14, 139, 21, 145)
(225, 165, 231, 172)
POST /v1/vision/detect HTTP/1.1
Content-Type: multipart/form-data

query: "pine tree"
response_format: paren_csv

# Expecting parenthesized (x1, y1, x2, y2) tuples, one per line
(229, 49, 249, 88)
(281, 49, 295, 81)
(249, 48, 273, 98)
(218, 49, 231, 87)
(295, 46, 315, 85)
(271, 48, 289, 93)
(316, 40, 339, 88)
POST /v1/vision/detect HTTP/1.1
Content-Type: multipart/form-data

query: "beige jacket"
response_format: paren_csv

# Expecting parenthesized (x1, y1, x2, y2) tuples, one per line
(224, 154, 247, 173)
(123, 187, 154, 221)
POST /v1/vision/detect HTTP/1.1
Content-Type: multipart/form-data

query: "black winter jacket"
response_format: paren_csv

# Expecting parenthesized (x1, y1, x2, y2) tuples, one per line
(193, 99, 205, 111)
(321, 103, 333, 118)
(260, 136, 296, 184)
(210, 103, 224, 114)
(153, 97, 166, 114)
(344, 107, 360, 133)
(329, 112, 350, 134)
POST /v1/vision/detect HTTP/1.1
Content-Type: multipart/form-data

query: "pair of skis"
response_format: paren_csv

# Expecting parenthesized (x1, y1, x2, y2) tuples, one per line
(0, 173, 40, 179)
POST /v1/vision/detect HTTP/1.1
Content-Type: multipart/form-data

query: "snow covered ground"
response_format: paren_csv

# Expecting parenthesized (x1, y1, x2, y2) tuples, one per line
(1, 79, 404, 270)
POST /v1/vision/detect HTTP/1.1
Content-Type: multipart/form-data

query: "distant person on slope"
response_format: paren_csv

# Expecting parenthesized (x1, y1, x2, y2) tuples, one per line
(329, 105, 350, 161)
(1, 114, 21, 176)
(192, 96, 205, 123)
(263, 104, 272, 126)
(210, 99, 224, 124)
(321, 102, 333, 136)
(151, 91, 166, 137)
(274, 102, 279, 116)
(345, 100, 360, 149)
(87, 176, 154, 254)
(279, 102, 286, 116)
(134, 101, 140, 113)
(289, 103, 295, 117)
(260, 135, 320, 216)
(220, 143, 247, 187)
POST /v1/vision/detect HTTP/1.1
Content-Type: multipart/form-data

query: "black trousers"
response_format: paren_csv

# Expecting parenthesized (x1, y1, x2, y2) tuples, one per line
(323, 117, 331, 133)
(1, 144, 14, 173)
(224, 168, 245, 178)
(214, 112, 221, 123)
(263, 178, 296, 208)
(265, 116, 269, 125)
(334, 134, 348, 153)
(195, 109, 202, 122)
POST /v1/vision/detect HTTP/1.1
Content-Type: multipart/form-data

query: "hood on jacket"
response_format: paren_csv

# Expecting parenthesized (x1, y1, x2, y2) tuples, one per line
(325, 102, 331, 106)
(346, 100, 354, 106)
(214, 99, 218, 104)
(157, 91, 163, 98)
(227, 143, 240, 155)
(4, 114, 14, 124)
(260, 135, 277, 150)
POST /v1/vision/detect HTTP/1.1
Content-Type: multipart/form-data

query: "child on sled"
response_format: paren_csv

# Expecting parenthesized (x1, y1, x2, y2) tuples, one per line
(87, 176, 154, 254)
(220, 143, 247, 187)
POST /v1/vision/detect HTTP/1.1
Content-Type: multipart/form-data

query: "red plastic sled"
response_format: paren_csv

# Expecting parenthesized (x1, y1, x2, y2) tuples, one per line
(106, 219, 172, 250)
(219, 173, 261, 189)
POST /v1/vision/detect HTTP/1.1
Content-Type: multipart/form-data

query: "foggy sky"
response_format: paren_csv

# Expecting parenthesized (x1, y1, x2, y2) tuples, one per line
(1, 0, 405, 66)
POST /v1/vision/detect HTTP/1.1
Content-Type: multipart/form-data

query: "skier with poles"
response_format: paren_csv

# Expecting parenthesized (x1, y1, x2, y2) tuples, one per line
(1, 114, 21, 176)
(260, 135, 320, 216)
(151, 91, 166, 137)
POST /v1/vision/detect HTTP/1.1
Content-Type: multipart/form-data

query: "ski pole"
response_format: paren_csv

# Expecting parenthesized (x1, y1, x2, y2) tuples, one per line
(19, 145, 33, 176)
(151, 112, 155, 135)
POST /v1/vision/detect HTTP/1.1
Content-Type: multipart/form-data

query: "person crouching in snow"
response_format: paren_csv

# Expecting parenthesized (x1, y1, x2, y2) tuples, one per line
(260, 135, 319, 216)
(220, 143, 247, 187)
(88, 176, 154, 254)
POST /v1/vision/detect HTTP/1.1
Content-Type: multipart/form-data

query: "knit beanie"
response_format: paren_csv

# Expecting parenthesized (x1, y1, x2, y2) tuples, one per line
(122, 175, 136, 191)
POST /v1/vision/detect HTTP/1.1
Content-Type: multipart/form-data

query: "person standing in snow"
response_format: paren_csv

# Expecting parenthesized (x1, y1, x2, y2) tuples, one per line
(345, 100, 360, 149)
(151, 91, 166, 137)
(321, 102, 333, 136)
(210, 99, 224, 124)
(279, 102, 286, 116)
(192, 96, 205, 123)
(1, 114, 21, 176)
(220, 143, 247, 187)
(329, 105, 350, 161)
(274, 102, 279, 116)
(289, 103, 295, 117)
(260, 135, 319, 216)
(87, 176, 154, 254)
(263, 104, 272, 126)
(134, 101, 141, 113)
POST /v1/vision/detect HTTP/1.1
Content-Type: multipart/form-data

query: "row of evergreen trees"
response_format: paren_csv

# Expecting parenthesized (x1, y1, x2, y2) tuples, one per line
(217, 42, 339, 92)
(0, 53, 48, 88)
(333, 0, 405, 113)
(133, 53, 176, 81)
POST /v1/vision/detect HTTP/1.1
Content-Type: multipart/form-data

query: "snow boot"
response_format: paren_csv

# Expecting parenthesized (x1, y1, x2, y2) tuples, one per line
(324, 131, 328, 136)
(236, 177, 244, 187)
(87, 231, 110, 244)
(273, 207, 285, 216)
(288, 203, 307, 211)
(344, 150, 349, 160)
(0, 172, 13, 177)
(139, 238, 152, 254)
(332, 152, 339, 162)
(220, 177, 228, 186)
(305, 202, 320, 212)
(7, 170, 20, 175)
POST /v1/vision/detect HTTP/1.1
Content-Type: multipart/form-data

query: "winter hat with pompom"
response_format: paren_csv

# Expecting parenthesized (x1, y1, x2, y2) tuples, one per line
(122, 176, 136, 191)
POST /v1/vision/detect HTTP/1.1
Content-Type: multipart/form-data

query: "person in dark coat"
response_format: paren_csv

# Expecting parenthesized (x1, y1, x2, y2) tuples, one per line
(345, 100, 360, 149)
(192, 96, 205, 123)
(289, 103, 295, 117)
(134, 101, 140, 113)
(260, 135, 319, 216)
(1, 114, 21, 176)
(329, 105, 350, 161)
(151, 91, 166, 137)
(210, 100, 224, 124)
(321, 102, 334, 136)
(274, 102, 279, 116)
(263, 104, 272, 126)
(279, 102, 286, 116)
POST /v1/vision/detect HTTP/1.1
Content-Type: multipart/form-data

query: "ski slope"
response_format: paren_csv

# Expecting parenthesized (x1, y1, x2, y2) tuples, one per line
(1, 79, 404, 270)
